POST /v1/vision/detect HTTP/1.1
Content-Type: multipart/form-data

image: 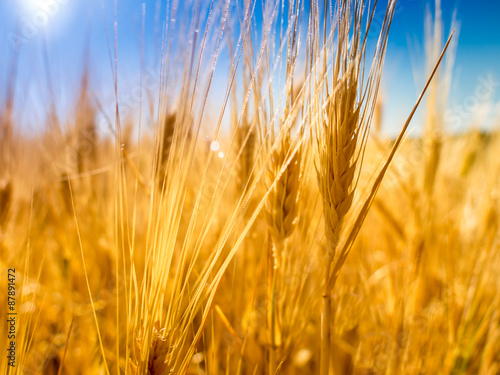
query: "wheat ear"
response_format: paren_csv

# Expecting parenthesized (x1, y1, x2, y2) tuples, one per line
(265, 132, 302, 267)
(317, 78, 359, 258)
(263, 130, 302, 373)
(235, 120, 256, 194)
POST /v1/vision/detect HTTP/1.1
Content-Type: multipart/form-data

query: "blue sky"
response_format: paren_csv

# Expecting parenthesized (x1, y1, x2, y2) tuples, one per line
(1, 0, 499, 136)
(382, 0, 500, 135)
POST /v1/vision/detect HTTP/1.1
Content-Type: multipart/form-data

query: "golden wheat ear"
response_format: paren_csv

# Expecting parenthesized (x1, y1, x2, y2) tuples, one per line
(234, 120, 256, 194)
(265, 132, 302, 267)
(157, 112, 177, 189)
(317, 76, 360, 259)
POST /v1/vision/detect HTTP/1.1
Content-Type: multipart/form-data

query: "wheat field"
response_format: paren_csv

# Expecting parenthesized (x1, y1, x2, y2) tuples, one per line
(0, 0, 499, 374)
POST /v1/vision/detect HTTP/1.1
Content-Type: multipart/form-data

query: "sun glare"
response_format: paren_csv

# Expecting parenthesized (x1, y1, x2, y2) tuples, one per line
(21, 0, 70, 14)
(22, 0, 44, 11)
(15, 0, 72, 41)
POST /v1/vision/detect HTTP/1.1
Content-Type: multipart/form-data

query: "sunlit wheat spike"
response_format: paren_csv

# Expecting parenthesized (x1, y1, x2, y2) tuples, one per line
(157, 112, 185, 194)
(159, 113, 177, 175)
(317, 77, 359, 258)
(235, 120, 256, 193)
(264, 132, 302, 267)
(74, 70, 97, 174)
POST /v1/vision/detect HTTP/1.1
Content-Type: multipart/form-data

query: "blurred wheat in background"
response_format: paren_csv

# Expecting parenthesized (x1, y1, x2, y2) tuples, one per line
(0, 0, 499, 374)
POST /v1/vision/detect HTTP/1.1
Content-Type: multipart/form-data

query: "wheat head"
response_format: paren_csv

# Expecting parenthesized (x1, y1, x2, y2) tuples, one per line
(317, 77, 359, 258)
(264, 132, 302, 268)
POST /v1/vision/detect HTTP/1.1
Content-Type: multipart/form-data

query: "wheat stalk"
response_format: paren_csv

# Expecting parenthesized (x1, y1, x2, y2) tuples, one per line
(314, 1, 396, 373)
(263, 129, 302, 373)
(317, 72, 362, 375)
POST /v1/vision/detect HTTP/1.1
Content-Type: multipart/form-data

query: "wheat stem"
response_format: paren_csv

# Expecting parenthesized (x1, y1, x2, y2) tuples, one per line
(320, 260, 332, 375)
